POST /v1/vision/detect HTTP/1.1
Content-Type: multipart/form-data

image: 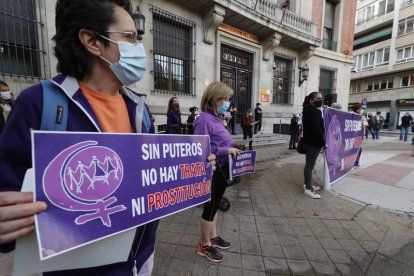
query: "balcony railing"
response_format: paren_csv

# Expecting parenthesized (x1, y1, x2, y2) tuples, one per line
(355, 10, 393, 27)
(235, 0, 315, 37)
(322, 39, 337, 51)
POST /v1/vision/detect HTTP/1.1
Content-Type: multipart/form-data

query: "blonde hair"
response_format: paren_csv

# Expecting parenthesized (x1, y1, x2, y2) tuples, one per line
(200, 82, 233, 112)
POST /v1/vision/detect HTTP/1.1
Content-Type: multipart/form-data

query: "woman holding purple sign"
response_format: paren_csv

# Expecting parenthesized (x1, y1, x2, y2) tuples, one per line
(302, 92, 326, 199)
(194, 81, 243, 262)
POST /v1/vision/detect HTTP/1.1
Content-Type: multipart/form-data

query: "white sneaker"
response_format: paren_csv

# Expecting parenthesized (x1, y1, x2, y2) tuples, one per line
(304, 189, 321, 199)
(303, 185, 322, 191)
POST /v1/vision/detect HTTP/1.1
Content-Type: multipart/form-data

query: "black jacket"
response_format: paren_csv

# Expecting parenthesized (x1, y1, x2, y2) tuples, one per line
(302, 107, 325, 148)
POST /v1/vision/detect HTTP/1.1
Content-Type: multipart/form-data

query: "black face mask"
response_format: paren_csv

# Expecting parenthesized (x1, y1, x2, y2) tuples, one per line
(314, 100, 323, 107)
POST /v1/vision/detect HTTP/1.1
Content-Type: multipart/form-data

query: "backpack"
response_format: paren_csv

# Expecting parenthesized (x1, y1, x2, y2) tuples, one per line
(40, 80, 68, 130)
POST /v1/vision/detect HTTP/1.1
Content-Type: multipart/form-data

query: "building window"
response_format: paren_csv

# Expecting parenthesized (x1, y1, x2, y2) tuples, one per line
(0, 0, 43, 78)
(272, 56, 294, 104)
(401, 75, 414, 87)
(151, 7, 196, 95)
(319, 68, 336, 96)
(401, 0, 414, 9)
(323, 1, 337, 51)
(354, 47, 390, 71)
(350, 83, 361, 94)
(356, 0, 394, 26)
(366, 78, 393, 91)
(397, 16, 414, 36)
(396, 44, 414, 63)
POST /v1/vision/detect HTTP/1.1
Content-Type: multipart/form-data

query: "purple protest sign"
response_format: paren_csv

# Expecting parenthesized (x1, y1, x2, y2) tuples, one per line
(229, 150, 256, 180)
(323, 108, 364, 185)
(32, 131, 212, 260)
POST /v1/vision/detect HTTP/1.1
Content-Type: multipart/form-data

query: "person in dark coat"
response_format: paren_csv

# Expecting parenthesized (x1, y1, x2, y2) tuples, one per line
(289, 113, 299, 150)
(302, 92, 325, 199)
(186, 106, 198, 134)
(166, 96, 183, 134)
(400, 112, 413, 142)
(241, 108, 254, 150)
(254, 103, 263, 134)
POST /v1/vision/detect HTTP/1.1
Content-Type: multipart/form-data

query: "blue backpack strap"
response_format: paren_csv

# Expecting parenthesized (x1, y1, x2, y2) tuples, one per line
(40, 80, 68, 131)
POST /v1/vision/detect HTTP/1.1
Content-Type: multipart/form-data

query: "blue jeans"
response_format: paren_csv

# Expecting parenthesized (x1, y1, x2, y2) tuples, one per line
(304, 146, 321, 191)
(289, 133, 298, 149)
(372, 128, 379, 139)
(400, 127, 410, 141)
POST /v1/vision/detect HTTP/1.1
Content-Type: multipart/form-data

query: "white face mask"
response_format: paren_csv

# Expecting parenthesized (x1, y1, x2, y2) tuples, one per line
(0, 91, 11, 100)
(98, 35, 147, 86)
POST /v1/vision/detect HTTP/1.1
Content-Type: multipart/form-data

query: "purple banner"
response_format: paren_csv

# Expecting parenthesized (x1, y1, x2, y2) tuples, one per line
(324, 108, 364, 185)
(230, 150, 256, 179)
(32, 131, 212, 260)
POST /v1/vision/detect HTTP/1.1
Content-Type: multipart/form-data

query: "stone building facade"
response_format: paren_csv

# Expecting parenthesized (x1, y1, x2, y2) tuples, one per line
(350, 0, 414, 130)
(0, 0, 355, 132)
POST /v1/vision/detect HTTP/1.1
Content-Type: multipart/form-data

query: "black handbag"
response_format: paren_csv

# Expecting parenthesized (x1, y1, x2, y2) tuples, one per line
(296, 138, 307, 154)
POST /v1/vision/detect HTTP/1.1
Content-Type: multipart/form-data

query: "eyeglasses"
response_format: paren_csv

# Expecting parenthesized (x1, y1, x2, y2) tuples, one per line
(106, 31, 140, 44)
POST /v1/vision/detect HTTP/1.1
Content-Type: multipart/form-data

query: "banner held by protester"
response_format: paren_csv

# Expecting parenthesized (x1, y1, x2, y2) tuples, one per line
(32, 131, 212, 260)
(323, 108, 364, 187)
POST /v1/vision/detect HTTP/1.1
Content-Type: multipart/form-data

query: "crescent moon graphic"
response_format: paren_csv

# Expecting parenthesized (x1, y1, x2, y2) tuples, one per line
(42, 140, 126, 227)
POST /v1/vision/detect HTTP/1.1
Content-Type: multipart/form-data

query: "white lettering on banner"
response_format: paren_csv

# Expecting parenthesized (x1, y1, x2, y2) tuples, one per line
(162, 143, 203, 159)
(131, 196, 146, 217)
(159, 166, 178, 183)
(142, 168, 157, 186)
(141, 144, 160, 160)
(344, 120, 362, 132)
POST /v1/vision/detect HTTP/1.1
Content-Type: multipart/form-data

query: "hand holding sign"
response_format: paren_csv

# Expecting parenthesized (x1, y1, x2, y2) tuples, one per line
(0, 192, 47, 244)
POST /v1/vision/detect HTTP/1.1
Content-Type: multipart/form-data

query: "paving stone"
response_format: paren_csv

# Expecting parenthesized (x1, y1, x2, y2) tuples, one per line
(358, 240, 379, 253)
(269, 208, 285, 217)
(240, 230, 260, 242)
(297, 235, 323, 248)
(365, 253, 414, 276)
(328, 228, 353, 240)
(257, 223, 276, 234)
(356, 221, 385, 232)
(254, 215, 273, 224)
(239, 222, 257, 232)
(239, 215, 255, 223)
(226, 239, 241, 254)
(334, 263, 363, 276)
(153, 256, 171, 275)
(174, 245, 196, 261)
(166, 259, 194, 276)
(325, 249, 352, 264)
(304, 218, 324, 227)
(346, 250, 372, 272)
(309, 260, 339, 275)
(317, 238, 343, 250)
(367, 230, 386, 243)
(302, 247, 331, 262)
(261, 244, 285, 258)
(286, 259, 314, 275)
(221, 251, 242, 269)
(178, 233, 199, 247)
(340, 221, 362, 230)
(274, 224, 294, 235)
(310, 227, 334, 238)
(258, 232, 280, 245)
(241, 254, 265, 271)
(191, 262, 219, 276)
(241, 269, 267, 276)
(221, 228, 240, 241)
(321, 219, 343, 229)
(222, 220, 240, 231)
(337, 239, 365, 252)
(263, 257, 290, 275)
(347, 229, 375, 241)
(278, 234, 301, 246)
(217, 266, 242, 276)
(241, 240, 262, 255)
(288, 217, 308, 226)
(281, 245, 307, 260)
(272, 217, 289, 226)
(292, 225, 315, 237)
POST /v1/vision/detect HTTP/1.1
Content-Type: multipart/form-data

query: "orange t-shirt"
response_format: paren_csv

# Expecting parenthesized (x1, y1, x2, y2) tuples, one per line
(79, 81, 133, 133)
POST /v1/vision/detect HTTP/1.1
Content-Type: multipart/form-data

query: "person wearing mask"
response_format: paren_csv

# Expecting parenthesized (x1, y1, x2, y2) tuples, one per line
(254, 103, 263, 134)
(241, 108, 254, 150)
(0, 1, 215, 274)
(166, 96, 183, 134)
(0, 81, 13, 135)
(399, 112, 413, 142)
(289, 113, 299, 150)
(186, 106, 198, 134)
(194, 81, 242, 262)
(367, 113, 375, 140)
(228, 102, 237, 135)
(372, 111, 384, 139)
(351, 104, 368, 140)
(302, 92, 325, 199)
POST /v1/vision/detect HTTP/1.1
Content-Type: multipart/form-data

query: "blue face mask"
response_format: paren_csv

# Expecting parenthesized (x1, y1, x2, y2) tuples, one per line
(99, 36, 147, 86)
(218, 100, 230, 114)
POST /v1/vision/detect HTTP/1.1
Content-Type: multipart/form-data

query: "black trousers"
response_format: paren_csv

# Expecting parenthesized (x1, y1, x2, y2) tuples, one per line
(202, 167, 227, 221)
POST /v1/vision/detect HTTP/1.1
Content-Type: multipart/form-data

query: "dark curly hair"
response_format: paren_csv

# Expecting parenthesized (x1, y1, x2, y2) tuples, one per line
(53, 0, 133, 79)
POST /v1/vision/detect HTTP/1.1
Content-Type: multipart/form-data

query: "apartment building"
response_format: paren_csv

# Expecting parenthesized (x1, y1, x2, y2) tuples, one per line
(350, 0, 414, 130)
(0, 0, 356, 132)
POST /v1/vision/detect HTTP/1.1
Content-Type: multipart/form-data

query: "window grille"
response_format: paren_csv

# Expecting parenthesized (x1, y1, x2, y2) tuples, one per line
(319, 68, 337, 96)
(0, 0, 44, 79)
(151, 6, 195, 96)
(272, 56, 294, 104)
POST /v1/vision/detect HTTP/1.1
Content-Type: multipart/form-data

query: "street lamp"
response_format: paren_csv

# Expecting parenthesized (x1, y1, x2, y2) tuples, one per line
(299, 64, 309, 87)
(133, 6, 145, 41)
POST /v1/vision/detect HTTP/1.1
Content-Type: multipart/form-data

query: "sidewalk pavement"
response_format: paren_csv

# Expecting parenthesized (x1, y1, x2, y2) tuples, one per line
(153, 136, 414, 275)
